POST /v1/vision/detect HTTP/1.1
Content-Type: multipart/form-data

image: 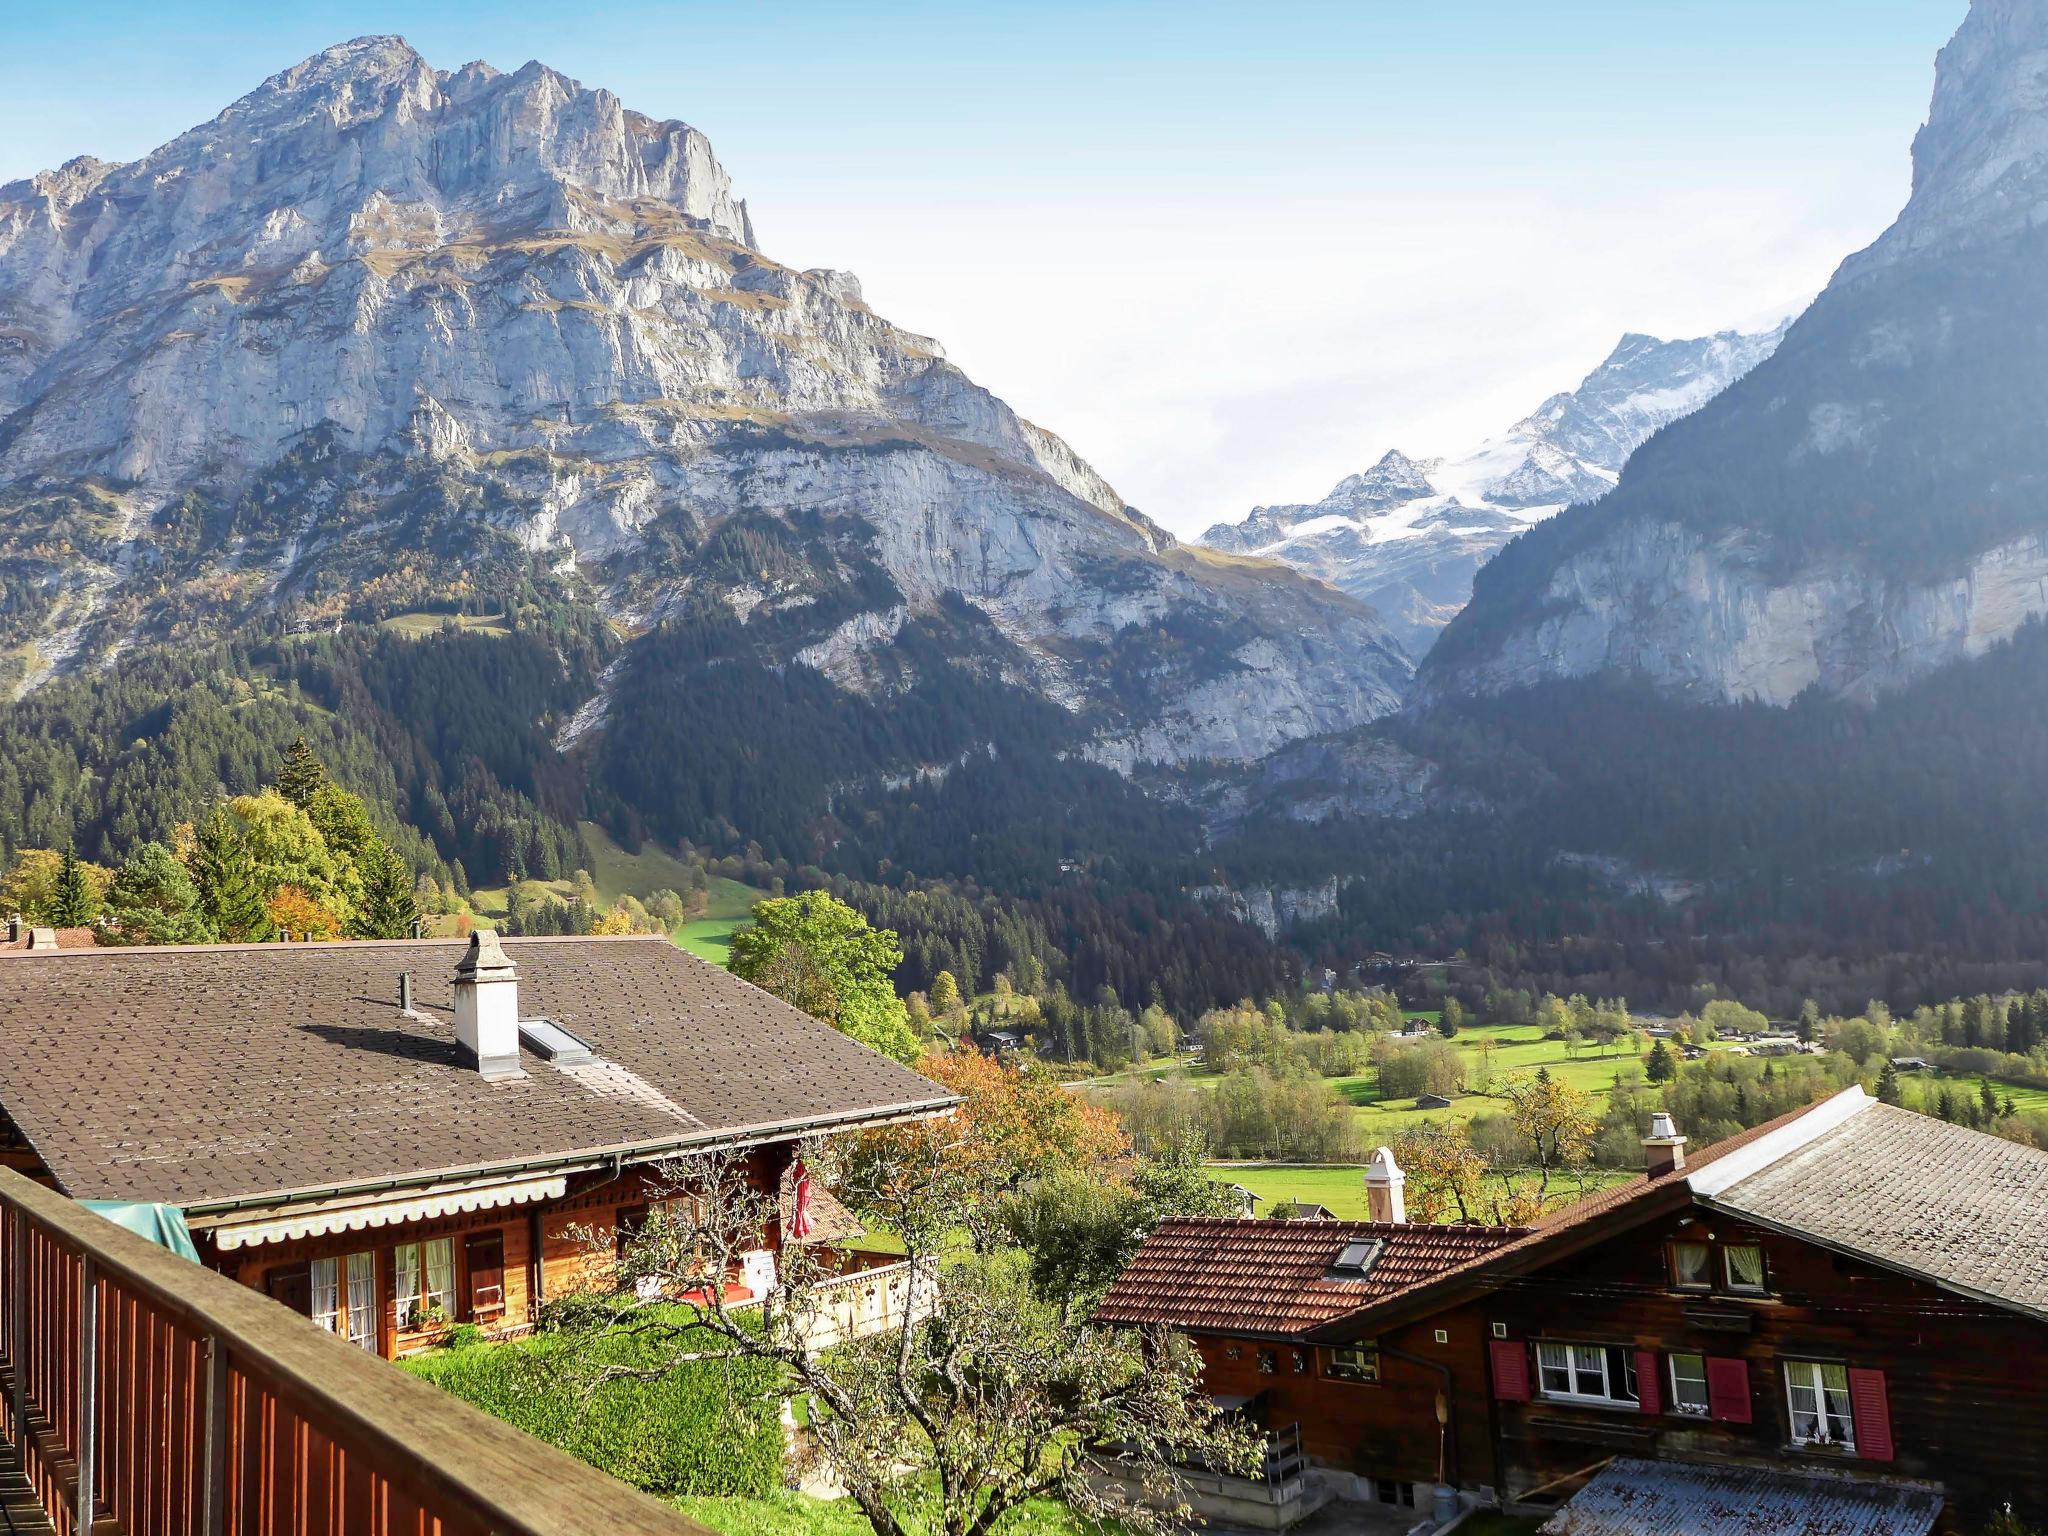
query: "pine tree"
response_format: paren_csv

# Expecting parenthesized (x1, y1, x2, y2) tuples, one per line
(1645, 1039, 1677, 1083)
(50, 845, 94, 927)
(349, 841, 420, 940)
(190, 806, 275, 943)
(1875, 1060, 1902, 1105)
(100, 842, 214, 946)
(275, 735, 328, 810)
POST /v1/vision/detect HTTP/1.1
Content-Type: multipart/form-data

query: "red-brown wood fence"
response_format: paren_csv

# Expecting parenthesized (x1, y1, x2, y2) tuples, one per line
(0, 1167, 712, 1536)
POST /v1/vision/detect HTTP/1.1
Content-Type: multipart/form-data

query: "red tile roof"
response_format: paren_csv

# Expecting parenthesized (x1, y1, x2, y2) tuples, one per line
(1093, 1217, 1526, 1338)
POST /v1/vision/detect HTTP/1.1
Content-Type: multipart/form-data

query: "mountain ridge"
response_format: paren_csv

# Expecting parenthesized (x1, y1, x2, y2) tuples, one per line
(0, 36, 1409, 767)
(1197, 322, 1786, 654)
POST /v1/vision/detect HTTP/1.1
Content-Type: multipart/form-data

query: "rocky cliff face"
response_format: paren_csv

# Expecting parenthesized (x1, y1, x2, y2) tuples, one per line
(1199, 326, 1784, 655)
(1428, 0, 2048, 704)
(0, 38, 1407, 761)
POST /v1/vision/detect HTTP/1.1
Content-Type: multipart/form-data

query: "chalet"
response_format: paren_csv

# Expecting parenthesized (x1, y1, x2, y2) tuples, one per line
(1414, 1092, 1454, 1110)
(0, 932, 956, 1359)
(1270, 1202, 1337, 1221)
(1101, 1095, 2048, 1534)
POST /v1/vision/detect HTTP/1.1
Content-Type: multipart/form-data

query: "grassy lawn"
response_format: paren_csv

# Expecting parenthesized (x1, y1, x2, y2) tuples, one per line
(378, 610, 511, 638)
(672, 1491, 1108, 1536)
(1206, 1162, 1629, 1220)
(675, 877, 772, 966)
(1339, 1021, 1649, 1140)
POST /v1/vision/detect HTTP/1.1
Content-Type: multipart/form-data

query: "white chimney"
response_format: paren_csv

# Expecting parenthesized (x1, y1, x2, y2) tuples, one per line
(1365, 1145, 1407, 1224)
(453, 931, 523, 1080)
(1644, 1111, 1688, 1178)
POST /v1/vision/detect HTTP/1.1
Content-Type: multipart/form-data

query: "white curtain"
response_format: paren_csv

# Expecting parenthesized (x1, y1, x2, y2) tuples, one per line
(346, 1252, 377, 1351)
(310, 1257, 340, 1333)
(394, 1243, 419, 1328)
(424, 1238, 454, 1318)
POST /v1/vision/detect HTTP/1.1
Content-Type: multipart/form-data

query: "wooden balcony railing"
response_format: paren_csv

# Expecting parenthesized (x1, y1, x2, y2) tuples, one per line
(0, 1166, 715, 1536)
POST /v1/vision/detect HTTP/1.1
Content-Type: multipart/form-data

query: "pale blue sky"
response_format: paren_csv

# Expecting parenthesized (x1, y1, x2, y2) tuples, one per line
(0, 2, 1966, 529)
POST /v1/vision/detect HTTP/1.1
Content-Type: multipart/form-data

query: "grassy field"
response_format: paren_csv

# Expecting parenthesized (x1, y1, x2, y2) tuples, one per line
(674, 877, 771, 965)
(1336, 1021, 1648, 1140)
(1206, 1161, 1630, 1220)
(430, 821, 770, 966)
(378, 610, 512, 638)
(1899, 1071, 2048, 1117)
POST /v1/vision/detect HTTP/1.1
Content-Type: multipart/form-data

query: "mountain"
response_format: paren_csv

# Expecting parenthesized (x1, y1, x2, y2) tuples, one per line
(1427, 0, 2048, 704)
(0, 37, 1407, 773)
(1198, 325, 1786, 654)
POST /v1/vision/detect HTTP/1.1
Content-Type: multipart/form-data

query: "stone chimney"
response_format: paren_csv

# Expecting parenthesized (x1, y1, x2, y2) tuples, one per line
(1365, 1145, 1407, 1224)
(1644, 1111, 1688, 1178)
(452, 931, 523, 1080)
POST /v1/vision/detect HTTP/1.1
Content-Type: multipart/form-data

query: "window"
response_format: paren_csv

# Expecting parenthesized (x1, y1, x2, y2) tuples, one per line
(1290, 1349, 1309, 1375)
(394, 1237, 455, 1329)
(1670, 1242, 1712, 1290)
(1327, 1345, 1380, 1382)
(1785, 1362, 1855, 1450)
(311, 1253, 377, 1350)
(1669, 1353, 1711, 1416)
(1536, 1343, 1639, 1406)
(1374, 1480, 1416, 1509)
(1724, 1245, 1767, 1294)
(1332, 1239, 1383, 1277)
(1256, 1349, 1277, 1375)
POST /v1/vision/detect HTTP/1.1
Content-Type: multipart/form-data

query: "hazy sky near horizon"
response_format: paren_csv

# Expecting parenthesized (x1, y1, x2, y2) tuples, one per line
(0, 2, 1963, 533)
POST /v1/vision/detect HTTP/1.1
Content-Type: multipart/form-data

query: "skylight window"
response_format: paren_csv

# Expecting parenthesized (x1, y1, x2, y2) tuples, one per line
(518, 1018, 595, 1066)
(1331, 1239, 1384, 1278)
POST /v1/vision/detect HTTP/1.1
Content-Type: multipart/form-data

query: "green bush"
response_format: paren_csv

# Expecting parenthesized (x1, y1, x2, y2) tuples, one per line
(402, 1325, 785, 1497)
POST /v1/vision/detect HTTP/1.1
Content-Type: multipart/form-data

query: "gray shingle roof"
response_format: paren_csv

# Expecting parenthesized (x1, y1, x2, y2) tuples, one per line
(1707, 1099, 2048, 1321)
(1541, 1457, 1941, 1536)
(0, 936, 952, 1208)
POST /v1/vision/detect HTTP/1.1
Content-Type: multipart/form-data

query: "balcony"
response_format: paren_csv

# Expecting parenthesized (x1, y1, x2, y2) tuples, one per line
(0, 1165, 713, 1536)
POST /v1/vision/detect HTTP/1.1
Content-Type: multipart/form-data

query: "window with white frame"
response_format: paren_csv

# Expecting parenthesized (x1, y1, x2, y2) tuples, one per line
(1785, 1361, 1855, 1449)
(1668, 1353, 1710, 1415)
(1326, 1344, 1380, 1382)
(1669, 1241, 1712, 1290)
(394, 1237, 456, 1328)
(1536, 1342, 1639, 1406)
(1724, 1244, 1767, 1294)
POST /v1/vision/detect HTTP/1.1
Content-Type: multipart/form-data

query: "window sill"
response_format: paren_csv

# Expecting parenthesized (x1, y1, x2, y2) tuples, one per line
(1537, 1393, 1641, 1413)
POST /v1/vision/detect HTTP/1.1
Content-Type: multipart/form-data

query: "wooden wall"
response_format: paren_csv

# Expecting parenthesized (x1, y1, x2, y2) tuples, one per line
(1188, 1310, 1496, 1497)
(212, 1145, 798, 1358)
(1480, 1204, 2048, 1531)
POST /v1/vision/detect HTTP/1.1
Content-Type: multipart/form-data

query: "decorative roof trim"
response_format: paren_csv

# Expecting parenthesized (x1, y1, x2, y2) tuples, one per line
(1686, 1085, 1873, 1197)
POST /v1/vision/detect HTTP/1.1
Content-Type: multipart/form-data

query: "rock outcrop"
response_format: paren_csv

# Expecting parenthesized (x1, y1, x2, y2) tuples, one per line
(0, 37, 1409, 764)
(1427, 0, 2048, 704)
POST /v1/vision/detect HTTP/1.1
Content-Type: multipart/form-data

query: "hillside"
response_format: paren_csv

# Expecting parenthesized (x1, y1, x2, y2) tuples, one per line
(1428, 0, 2048, 703)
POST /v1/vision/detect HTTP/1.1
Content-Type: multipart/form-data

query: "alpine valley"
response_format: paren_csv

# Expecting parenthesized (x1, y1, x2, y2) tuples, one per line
(14, 4, 2048, 1022)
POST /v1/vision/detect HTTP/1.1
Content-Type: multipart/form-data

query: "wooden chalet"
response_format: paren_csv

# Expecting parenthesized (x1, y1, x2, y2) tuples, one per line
(1100, 1094, 2048, 1534)
(0, 932, 955, 1359)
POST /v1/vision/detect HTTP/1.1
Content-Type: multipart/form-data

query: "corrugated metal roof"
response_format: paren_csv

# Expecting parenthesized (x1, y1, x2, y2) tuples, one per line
(1542, 1457, 1943, 1536)
(1708, 1100, 2048, 1321)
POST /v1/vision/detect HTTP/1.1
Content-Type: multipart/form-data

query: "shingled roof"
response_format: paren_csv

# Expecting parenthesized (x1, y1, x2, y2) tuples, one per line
(0, 935, 953, 1209)
(1094, 1217, 1526, 1338)
(1701, 1096, 2048, 1322)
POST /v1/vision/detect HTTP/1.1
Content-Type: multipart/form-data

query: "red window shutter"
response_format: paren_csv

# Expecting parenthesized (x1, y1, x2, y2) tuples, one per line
(1847, 1368, 1895, 1462)
(1489, 1338, 1530, 1402)
(1706, 1357, 1752, 1423)
(1634, 1351, 1661, 1415)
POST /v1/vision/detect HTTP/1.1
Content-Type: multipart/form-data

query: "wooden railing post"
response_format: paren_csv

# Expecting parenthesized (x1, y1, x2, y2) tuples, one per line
(5, 1209, 22, 1442)
(201, 1332, 229, 1536)
(76, 1254, 97, 1533)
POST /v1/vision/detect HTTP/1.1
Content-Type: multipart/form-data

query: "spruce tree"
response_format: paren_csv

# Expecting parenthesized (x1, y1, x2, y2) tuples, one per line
(50, 845, 94, 927)
(349, 841, 420, 940)
(191, 806, 275, 943)
(276, 734, 328, 809)
(1875, 1060, 1902, 1105)
(1645, 1039, 1676, 1083)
